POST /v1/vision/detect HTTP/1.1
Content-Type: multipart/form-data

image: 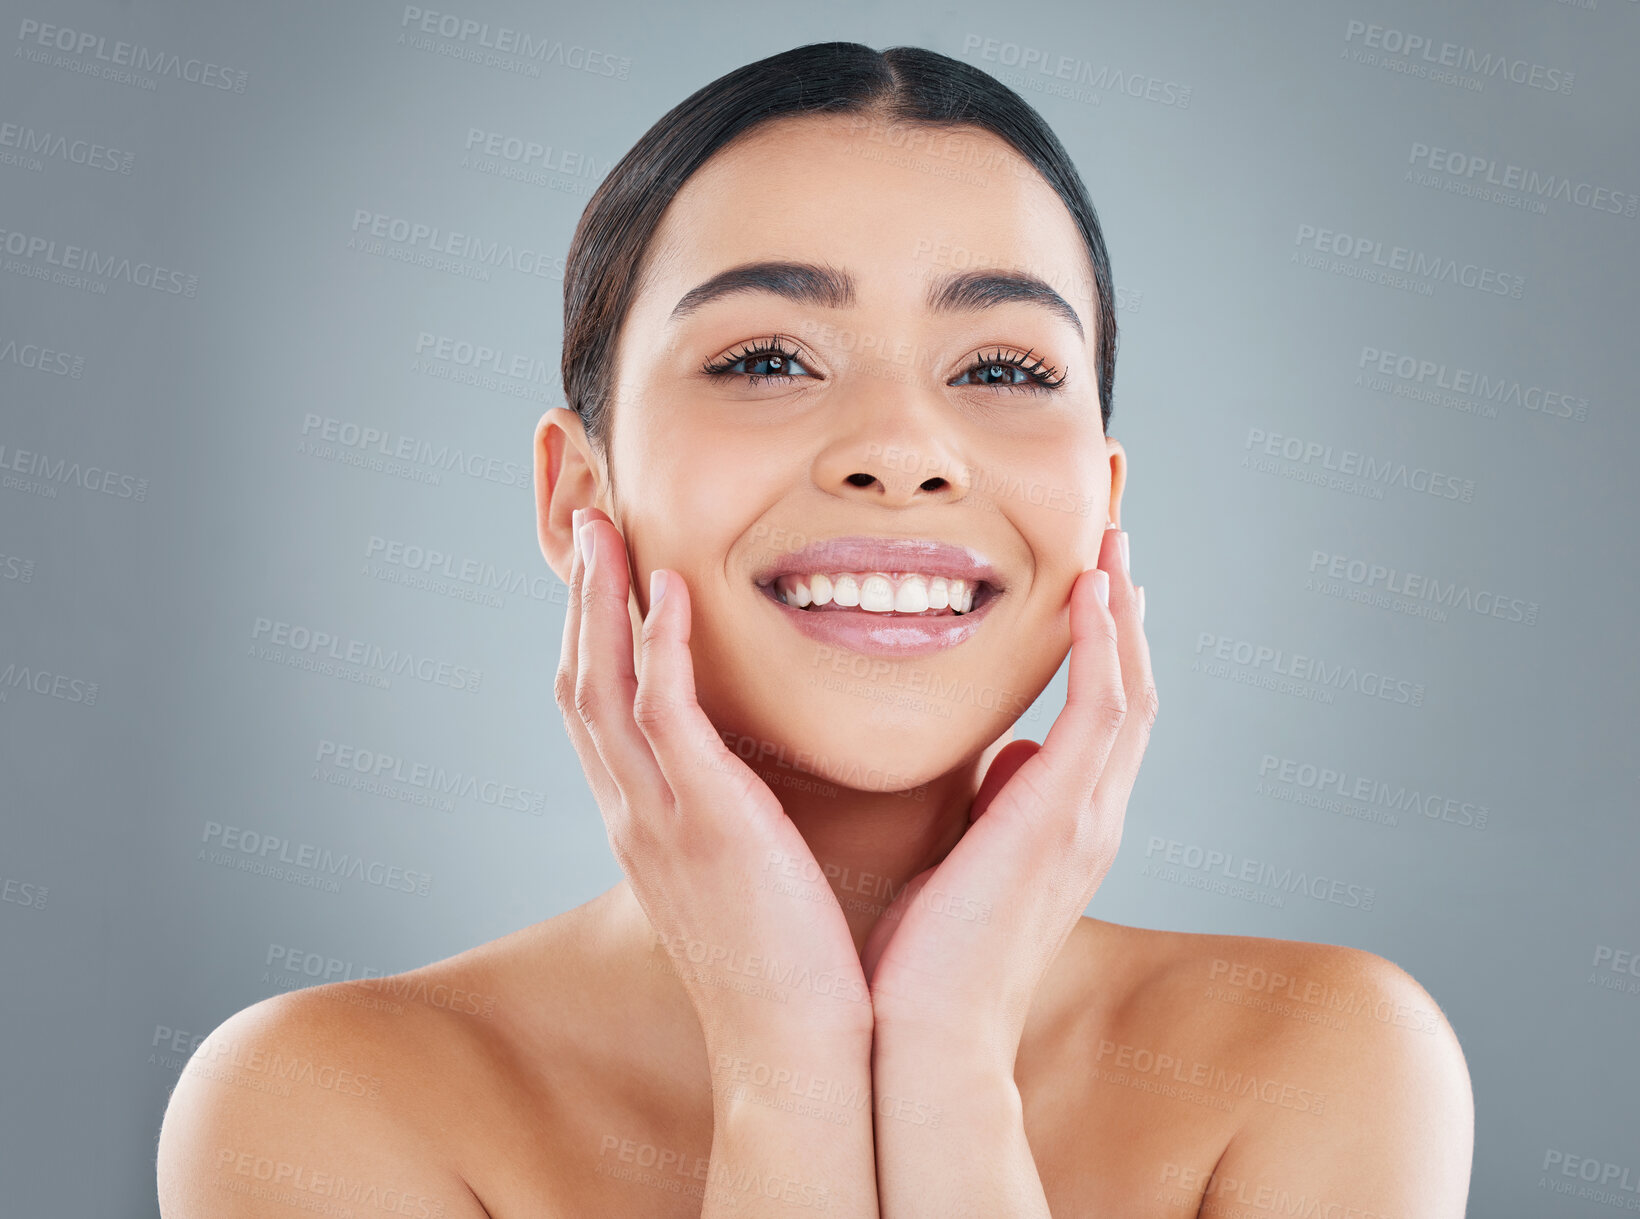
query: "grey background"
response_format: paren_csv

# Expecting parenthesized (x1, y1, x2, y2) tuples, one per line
(1, 0, 1636, 1214)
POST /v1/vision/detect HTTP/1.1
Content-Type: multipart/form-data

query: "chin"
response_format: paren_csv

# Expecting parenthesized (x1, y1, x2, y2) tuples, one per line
(703, 670, 1017, 799)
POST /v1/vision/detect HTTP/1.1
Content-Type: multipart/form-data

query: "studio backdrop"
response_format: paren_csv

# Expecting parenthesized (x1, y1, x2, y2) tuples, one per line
(1, 0, 1636, 1214)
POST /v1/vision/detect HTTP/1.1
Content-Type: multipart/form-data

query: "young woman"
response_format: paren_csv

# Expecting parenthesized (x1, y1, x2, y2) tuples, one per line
(158, 42, 1473, 1218)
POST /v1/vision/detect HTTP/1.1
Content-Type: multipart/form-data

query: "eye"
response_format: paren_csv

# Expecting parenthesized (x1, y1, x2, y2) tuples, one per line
(702, 336, 815, 385)
(949, 348, 1067, 394)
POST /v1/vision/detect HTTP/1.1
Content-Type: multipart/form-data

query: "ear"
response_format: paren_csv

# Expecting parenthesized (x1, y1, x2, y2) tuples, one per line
(534, 407, 602, 583)
(1104, 435, 1127, 530)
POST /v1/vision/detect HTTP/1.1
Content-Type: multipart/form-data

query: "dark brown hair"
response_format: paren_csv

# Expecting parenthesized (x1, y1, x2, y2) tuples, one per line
(561, 41, 1119, 465)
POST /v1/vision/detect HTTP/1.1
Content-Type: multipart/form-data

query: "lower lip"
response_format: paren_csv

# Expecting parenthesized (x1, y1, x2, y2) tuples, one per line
(756, 584, 1001, 656)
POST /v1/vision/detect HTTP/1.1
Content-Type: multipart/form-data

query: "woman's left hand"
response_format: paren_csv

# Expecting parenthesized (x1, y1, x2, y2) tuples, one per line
(862, 524, 1156, 1064)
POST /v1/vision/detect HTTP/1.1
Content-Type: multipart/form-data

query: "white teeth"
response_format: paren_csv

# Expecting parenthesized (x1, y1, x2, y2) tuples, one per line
(894, 579, 929, 613)
(771, 571, 987, 615)
(859, 575, 893, 612)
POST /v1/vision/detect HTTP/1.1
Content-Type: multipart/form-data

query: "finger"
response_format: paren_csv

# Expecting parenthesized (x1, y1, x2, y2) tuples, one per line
(1092, 527, 1160, 813)
(970, 739, 1040, 824)
(631, 569, 782, 820)
(1028, 535, 1129, 813)
(554, 508, 623, 813)
(860, 865, 935, 986)
(574, 511, 670, 817)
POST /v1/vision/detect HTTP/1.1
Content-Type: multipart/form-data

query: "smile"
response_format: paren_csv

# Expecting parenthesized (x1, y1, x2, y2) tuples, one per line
(770, 571, 997, 616)
(750, 534, 1008, 656)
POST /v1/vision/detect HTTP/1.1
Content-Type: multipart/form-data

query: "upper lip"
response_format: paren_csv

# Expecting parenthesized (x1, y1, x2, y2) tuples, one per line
(752, 535, 1005, 590)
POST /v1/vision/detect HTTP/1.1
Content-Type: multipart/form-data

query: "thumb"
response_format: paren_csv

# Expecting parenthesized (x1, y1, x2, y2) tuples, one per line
(970, 738, 1042, 824)
(861, 866, 936, 987)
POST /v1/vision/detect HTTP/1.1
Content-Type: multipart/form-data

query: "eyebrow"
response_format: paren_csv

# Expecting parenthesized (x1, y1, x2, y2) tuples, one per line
(666, 259, 1086, 343)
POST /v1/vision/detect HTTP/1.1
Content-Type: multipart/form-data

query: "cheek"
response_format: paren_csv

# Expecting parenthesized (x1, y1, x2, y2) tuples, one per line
(988, 460, 1108, 568)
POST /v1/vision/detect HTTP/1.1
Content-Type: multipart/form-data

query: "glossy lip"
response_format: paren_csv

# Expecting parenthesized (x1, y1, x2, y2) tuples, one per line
(751, 535, 1006, 591)
(752, 535, 1007, 657)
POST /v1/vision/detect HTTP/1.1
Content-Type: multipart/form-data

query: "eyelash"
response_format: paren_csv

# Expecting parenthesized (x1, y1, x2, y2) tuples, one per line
(701, 335, 1067, 394)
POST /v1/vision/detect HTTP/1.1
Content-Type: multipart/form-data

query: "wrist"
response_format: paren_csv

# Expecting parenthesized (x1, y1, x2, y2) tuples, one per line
(872, 1007, 1021, 1077)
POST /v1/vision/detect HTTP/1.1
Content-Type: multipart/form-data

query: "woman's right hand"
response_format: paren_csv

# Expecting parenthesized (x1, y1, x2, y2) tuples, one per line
(556, 507, 872, 1050)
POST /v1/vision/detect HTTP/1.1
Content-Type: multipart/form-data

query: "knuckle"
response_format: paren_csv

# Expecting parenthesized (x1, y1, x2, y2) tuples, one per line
(580, 582, 626, 613)
(630, 691, 678, 733)
(553, 666, 577, 714)
(1132, 680, 1161, 730)
(572, 676, 606, 722)
(1091, 693, 1128, 734)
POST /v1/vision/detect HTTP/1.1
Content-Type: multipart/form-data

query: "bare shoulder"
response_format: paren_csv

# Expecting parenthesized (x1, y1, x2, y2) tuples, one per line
(1076, 919, 1474, 1213)
(155, 972, 497, 1218)
(155, 900, 636, 1219)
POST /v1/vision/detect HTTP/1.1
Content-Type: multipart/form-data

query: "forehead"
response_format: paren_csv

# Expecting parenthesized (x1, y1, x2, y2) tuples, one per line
(633, 114, 1095, 326)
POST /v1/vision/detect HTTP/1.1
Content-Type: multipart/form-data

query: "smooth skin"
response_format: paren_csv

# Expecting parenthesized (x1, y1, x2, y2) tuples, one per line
(157, 113, 1473, 1217)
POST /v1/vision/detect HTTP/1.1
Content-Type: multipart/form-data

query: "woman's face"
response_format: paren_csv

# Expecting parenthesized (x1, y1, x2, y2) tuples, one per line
(553, 113, 1124, 792)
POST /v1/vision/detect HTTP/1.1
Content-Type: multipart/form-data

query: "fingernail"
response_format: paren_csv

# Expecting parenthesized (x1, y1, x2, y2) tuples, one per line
(1118, 530, 1130, 577)
(572, 508, 586, 564)
(650, 569, 669, 607)
(1092, 569, 1110, 608)
(1137, 585, 1146, 624)
(578, 517, 596, 576)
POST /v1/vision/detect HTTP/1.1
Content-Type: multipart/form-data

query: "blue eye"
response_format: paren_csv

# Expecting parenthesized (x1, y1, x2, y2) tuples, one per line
(703, 337, 1066, 394)
(703, 338, 815, 385)
(950, 348, 1066, 393)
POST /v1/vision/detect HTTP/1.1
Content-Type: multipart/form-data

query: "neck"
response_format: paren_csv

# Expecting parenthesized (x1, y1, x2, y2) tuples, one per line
(607, 730, 1014, 969)
(756, 732, 1012, 953)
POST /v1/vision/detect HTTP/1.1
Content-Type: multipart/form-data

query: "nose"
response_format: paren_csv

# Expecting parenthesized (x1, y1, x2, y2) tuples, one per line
(813, 393, 972, 508)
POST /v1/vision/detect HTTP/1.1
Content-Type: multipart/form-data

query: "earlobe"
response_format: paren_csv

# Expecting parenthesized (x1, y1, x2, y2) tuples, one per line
(535, 407, 601, 582)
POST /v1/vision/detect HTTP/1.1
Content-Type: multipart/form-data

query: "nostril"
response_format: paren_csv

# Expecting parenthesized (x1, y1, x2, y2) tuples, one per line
(845, 473, 874, 487)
